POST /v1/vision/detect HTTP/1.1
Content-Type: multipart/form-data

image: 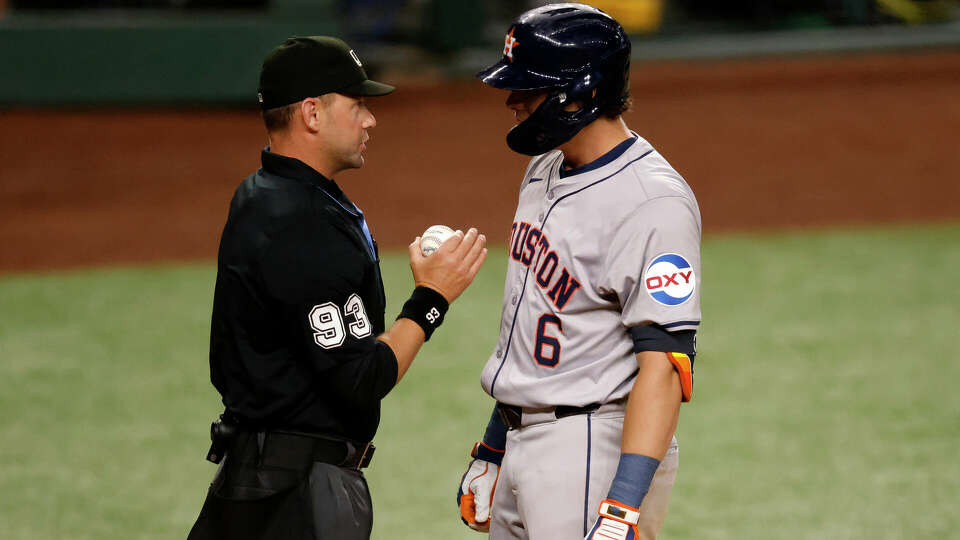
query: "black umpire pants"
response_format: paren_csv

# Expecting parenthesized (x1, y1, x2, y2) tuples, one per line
(187, 431, 373, 540)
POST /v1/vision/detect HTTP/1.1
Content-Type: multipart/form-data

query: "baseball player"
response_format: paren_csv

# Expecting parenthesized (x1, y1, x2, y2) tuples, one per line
(456, 5, 701, 540)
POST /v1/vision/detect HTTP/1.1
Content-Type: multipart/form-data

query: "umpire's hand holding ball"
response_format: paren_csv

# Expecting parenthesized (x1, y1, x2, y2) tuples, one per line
(409, 228, 486, 304)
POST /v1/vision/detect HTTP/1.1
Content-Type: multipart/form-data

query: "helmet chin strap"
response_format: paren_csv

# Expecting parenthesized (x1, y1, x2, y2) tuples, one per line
(506, 78, 603, 156)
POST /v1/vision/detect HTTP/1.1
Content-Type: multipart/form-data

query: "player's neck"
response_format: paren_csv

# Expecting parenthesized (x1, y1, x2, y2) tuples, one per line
(559, 117, 632, 170)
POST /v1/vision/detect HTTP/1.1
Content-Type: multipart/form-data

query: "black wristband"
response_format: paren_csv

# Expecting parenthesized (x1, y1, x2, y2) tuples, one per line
(397, 286, 449, 341)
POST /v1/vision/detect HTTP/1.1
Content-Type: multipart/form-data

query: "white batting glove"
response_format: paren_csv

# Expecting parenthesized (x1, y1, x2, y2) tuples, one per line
(585, 499, 641, 540)
(457, 442, 503, 532)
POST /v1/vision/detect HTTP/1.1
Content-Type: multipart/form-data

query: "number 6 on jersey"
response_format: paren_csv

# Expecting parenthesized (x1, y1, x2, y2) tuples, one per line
(534, 314, 562, 367)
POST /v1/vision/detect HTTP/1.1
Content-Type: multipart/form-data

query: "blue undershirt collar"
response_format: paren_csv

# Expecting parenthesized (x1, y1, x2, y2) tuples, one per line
(558, 135, 637, 179)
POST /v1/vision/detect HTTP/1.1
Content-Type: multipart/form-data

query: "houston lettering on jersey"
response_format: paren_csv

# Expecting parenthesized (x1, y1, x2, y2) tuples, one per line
(509, 221, 581, 310)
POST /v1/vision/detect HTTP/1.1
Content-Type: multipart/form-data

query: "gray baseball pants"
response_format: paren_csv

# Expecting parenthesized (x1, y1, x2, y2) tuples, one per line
(489, 403, 679, 540)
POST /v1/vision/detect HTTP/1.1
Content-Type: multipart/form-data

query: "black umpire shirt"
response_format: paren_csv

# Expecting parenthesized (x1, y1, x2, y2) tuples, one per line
(209, 149, 399, 443)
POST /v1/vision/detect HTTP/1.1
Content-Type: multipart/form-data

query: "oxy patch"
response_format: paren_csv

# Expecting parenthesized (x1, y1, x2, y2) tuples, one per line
(644, 253, 695, 306)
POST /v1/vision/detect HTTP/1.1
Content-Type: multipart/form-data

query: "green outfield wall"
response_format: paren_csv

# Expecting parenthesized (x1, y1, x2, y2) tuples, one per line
(0, 0, 491, 106)
(2, 4, 957, 106)
(0, 10, 338, 105)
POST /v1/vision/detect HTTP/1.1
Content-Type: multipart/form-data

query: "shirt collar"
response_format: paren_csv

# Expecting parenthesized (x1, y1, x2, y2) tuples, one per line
(558, 135, 638, 179)
(260, 147, 360, 217)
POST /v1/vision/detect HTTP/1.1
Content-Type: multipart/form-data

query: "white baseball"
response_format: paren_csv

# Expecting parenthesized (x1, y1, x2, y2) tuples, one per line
(420, 225, 456, 256)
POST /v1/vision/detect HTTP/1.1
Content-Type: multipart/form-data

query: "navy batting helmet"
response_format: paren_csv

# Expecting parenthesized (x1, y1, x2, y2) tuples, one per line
(476, 3, 631, 156)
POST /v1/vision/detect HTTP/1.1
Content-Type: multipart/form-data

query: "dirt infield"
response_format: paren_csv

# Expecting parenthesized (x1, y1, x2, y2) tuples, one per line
(1, 49, 958, 273)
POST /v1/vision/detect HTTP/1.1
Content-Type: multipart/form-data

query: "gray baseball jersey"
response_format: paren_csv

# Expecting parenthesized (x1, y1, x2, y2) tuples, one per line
(480, 134, 702, 408)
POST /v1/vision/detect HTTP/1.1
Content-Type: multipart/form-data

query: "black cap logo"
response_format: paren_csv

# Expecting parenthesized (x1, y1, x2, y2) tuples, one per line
(349, 50, 362, 67)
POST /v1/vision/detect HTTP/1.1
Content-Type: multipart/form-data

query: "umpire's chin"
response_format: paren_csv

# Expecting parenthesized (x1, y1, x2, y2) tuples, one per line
(346, 136, 371, 170)
(329, 144, 368, 172)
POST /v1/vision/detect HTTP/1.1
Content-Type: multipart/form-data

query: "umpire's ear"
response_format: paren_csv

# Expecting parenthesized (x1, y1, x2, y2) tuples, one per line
(299, 95, 329, 133)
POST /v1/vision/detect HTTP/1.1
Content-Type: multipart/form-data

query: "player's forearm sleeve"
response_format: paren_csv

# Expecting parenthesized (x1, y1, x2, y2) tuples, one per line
(482, 407, 508, 451)
(472, 406, 507, 465)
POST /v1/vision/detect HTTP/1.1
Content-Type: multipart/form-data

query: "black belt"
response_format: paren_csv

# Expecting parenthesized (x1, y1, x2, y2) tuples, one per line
(267, 431, 375, 471)
(496, 402, 602, 430)
(207, 417, 374, 470)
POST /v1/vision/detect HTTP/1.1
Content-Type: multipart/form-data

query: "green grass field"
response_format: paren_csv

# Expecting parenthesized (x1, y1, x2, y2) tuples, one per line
(1, 223, 957, 540)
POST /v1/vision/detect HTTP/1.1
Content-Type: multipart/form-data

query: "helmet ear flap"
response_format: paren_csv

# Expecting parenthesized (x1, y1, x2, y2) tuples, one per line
(567, 72, 603, 103)
(505, 90, 568, 155)
(505, 81, 605, 156)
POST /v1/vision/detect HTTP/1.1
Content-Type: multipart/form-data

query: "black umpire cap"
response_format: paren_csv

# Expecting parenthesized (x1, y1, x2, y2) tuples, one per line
(257, 36, 395, 110)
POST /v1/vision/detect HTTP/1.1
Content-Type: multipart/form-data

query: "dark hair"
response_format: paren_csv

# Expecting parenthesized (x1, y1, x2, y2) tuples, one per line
(261, 102, 298, 132)
(602, 95, 633, 119)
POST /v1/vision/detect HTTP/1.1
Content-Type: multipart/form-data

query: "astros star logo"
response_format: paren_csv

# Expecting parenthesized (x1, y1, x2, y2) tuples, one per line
(503, 27, 518, 61)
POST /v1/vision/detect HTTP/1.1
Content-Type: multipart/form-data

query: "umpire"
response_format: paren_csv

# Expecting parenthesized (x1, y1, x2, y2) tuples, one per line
(187, 36, 487, 540)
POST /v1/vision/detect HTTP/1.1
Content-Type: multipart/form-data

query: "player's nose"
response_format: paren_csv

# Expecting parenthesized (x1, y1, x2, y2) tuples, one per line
(363, 111, 377, 129)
